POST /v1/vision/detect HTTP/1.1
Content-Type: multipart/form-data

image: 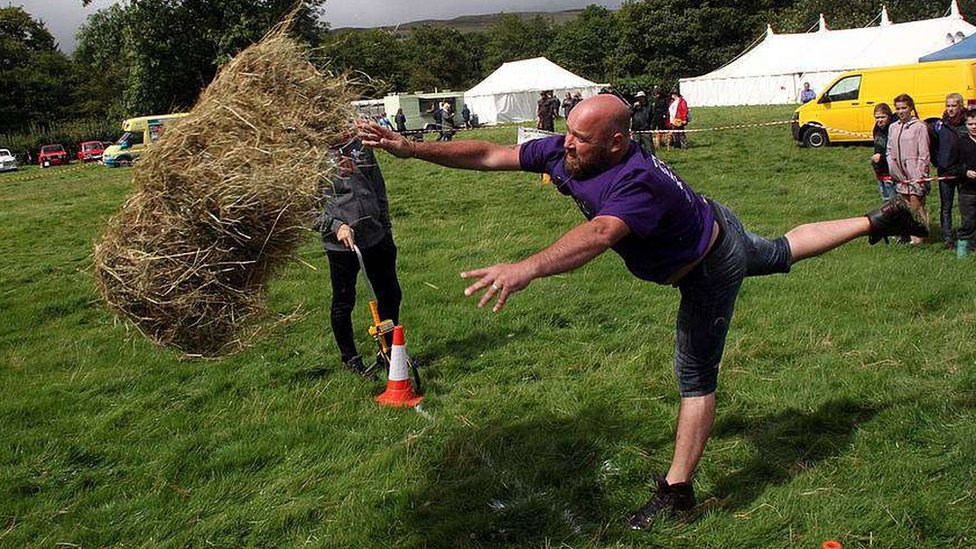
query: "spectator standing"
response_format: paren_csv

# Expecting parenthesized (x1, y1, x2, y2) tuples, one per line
(316, 138, 402, 378)
(871, 103, 897, 201)
(668, 90, 690, 149)
(394, 108, 407, 132)
(425, 102, 444, 140)
(652, 87, 670, 150)
(934, 92, 967, 249)
(548, 91, 561, 120)
(440, 102, 456, 142)
(537, 91, 555, 132)
(799, 82, 817, 104)
(563, 92, 574, 118)
(887, 93, 931, 245)
(630, 90, 655, 154)
(461, 104, 471, 129)
(953, 110, 976, 253)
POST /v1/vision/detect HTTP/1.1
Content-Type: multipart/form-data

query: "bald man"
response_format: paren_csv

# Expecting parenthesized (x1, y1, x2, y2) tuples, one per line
(357, 95, 927, 529)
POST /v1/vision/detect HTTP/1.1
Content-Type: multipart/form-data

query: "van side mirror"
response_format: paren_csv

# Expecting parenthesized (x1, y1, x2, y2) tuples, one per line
(120, 140, 130, 150)
(818, 95, 831, 104)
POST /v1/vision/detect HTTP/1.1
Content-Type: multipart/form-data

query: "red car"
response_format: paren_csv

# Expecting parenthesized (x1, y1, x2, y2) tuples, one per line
(77, 140, 105, 162)
(38, 144, 69, 167)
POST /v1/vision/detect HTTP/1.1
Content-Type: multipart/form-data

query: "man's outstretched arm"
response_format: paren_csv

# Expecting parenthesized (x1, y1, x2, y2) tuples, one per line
(356, 120, 522, 171)
(461, 216, 630, 312)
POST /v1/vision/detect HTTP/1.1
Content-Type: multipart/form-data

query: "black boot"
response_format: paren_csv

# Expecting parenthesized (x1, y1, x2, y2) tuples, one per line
(344, 356, 376, 380)
(627, 476, 696, 530)
(865, 196, 929, 245)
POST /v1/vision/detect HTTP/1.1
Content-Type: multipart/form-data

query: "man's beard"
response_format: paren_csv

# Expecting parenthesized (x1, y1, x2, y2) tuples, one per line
(564, 149, 611, 179)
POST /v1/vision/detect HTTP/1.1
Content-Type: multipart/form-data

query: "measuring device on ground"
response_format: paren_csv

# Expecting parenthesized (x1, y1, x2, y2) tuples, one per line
(352, 244, 422, 389)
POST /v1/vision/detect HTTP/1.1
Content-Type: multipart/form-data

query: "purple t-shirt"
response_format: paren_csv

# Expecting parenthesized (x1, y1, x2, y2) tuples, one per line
(519, 135, 714, 284)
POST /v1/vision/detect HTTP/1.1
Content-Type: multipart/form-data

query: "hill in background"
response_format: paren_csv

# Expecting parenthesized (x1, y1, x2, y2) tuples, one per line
(332, 9, 588, 36)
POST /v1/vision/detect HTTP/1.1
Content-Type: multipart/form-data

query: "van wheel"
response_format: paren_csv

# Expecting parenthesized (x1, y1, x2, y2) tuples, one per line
(802, 127, 828, 148)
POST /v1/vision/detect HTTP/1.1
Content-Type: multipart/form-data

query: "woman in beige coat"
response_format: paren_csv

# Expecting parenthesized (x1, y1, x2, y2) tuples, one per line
(887, 93, 931, 244)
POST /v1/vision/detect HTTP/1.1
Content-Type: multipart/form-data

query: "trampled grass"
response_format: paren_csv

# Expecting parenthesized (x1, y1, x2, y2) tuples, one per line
(1, 106, 974, 547)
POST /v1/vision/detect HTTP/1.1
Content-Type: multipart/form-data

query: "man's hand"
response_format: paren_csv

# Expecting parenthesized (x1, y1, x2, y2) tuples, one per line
(356, 120, 413, 158)
(967, 169, 976, 180)
(336, 224, 355, 249)
(871, 153, 881, 163)
(460, 262, 537, 312)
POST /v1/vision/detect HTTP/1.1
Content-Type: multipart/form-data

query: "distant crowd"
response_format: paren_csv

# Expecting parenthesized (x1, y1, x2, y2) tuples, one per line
(627, 87, 690, 153)
(535, 86, 692, 154)
(368, 101, 479, 144)
(871, 92, 976, 251)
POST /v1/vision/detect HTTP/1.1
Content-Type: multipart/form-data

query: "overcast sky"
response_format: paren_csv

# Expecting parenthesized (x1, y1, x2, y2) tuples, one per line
(9, 0, 626, 53)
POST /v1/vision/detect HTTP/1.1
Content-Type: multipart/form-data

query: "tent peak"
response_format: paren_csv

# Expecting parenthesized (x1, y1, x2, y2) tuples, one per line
(950, 0, 962, 19)
(766, 24, 774, 37)
(817, 13, 828, 32)
(880, 6, 891, 27)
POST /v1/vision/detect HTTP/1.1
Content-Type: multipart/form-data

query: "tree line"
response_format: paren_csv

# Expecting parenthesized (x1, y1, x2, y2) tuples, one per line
(1, 0, 973, 145)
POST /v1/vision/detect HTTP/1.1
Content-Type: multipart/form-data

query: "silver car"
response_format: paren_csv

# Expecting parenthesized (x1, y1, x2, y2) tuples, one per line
(0, 148, 18, 172)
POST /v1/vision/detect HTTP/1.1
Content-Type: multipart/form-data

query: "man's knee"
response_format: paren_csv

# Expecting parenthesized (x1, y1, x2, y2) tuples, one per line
(674, 354, 720, 398)
(330, 293, 355, 318)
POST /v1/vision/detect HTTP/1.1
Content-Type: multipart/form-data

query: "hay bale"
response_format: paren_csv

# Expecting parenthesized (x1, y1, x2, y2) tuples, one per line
(94, 28, 354, 356)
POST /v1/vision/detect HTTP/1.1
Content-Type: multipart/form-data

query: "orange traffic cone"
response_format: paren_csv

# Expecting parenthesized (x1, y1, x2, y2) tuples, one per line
(375, 326, 423, 407)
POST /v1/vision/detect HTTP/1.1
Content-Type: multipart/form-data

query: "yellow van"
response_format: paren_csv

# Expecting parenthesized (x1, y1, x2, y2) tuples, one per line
(102, 113, 188, 167)
(792, 59, 976, 147)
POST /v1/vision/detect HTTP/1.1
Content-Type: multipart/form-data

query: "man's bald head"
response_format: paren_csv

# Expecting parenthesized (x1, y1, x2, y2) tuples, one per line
(568, 94, 631, 140)
(562, 94, 634, 178)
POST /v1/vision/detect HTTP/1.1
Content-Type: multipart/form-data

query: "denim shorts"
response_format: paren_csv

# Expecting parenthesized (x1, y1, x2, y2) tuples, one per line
(672, 201, 792, 397)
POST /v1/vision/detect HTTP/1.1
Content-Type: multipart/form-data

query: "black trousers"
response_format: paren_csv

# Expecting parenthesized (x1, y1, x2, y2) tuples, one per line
(326, 234, 402, 363)
(938, 174, 956, 243)
(958, 193, 976, 242)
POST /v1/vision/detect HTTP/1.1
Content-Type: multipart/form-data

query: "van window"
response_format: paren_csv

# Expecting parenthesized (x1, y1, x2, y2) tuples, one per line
(825, 75, 861, 102)
(149, 123, 166, 143)
(118, 131, 144, 146)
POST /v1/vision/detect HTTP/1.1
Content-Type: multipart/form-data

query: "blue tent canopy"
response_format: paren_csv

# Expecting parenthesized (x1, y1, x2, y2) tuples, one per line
(921, 33, 976, 62)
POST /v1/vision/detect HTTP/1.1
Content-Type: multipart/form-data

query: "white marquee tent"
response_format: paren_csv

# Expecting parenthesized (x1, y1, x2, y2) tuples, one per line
(464, 57, 603, 124)
(680, 2, 976, 106)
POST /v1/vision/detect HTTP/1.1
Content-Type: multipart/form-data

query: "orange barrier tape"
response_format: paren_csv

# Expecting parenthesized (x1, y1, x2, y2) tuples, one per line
(406, 118, 876, 139)
(633, 120, 796, 134)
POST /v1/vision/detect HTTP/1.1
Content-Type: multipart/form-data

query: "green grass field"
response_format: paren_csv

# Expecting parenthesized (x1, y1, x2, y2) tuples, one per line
(2, 106, 974, 547)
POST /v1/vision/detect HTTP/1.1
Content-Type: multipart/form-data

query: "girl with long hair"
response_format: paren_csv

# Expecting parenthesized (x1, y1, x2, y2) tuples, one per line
(886, 93, 931, 244)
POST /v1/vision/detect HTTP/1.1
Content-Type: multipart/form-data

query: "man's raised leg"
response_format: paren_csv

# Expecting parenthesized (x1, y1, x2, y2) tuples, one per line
(785, 217, 870, 262)
(787, 196, 929, 261)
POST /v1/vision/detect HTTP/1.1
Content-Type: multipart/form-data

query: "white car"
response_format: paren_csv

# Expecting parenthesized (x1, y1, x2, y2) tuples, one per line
(0, 148, 18, 172)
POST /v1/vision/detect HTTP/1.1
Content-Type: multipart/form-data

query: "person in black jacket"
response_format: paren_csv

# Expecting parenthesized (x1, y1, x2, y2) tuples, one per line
(537, 91, 555, 132)
(548, 91, 561, 120)
(871, 103, 897, 201)
(630, 90, 655, 154)
(934, 93, 967, 249)
(651, 87, 670, 149)
(952, 110, 976, 251)
(394, 108, 407, 132)
(316, 137, 402, 377)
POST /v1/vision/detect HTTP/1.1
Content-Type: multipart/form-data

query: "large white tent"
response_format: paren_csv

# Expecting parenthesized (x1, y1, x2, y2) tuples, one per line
(680, 2, 976, 107)
(464, 57, 603, 124)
